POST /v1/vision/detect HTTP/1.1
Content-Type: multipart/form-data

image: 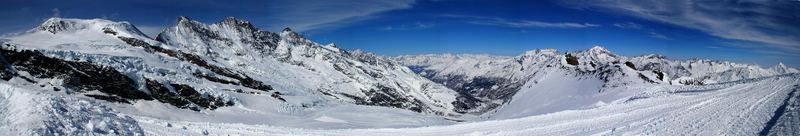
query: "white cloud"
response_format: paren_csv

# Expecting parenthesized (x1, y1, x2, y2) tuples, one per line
(614, 22, 668, 39)
(648, 32, 669, 40)
(382, 26, 395, 31)
(442, 14, 599, 29)
(614, 22, 642, 29)
(381, 22, 436, 31)
(51, 8, 60, 17)
(263, 0, 416, 32)
(560, 0, 800, 52)
(414, 22, 435, 29)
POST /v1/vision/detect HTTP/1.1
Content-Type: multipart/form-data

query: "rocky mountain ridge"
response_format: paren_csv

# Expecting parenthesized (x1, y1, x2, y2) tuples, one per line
(396, 46, 798, 114)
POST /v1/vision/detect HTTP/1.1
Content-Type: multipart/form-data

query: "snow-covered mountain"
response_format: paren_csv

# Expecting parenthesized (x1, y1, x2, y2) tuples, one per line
(396, 46, 798, 116)
(151, 16, 458, 115)
(0, 17, 798, 135)
(0, 17, 466, 133)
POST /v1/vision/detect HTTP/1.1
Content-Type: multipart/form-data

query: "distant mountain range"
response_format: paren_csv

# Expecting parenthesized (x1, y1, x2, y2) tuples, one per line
(396, 46, 797, 117)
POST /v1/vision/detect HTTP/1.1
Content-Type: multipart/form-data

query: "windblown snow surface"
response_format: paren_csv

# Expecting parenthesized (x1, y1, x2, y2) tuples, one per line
(3, 73, 798, 135)
(0, 82, 143, 135)
(135, 74, 800, 135)
(0, 17, 799, 135)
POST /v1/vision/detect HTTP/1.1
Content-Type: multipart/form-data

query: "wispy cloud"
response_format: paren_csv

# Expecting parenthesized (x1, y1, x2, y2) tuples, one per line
(560, 0, 800, 52)
(0, 0, 416, 35)
(382, 22, 436, 31)
(706, 41, 800, 67)
(614, 22, 669, 40)
(648, 32, 669, 40)
(720, 41, 800, 57)
(50, 8, 60, 17)
(706, 46, 723, 49)
(613, 22, 641, 29)
(442, 14, 599, 29)
(265, 0, 416, 32)
(414, 22, 435, 29)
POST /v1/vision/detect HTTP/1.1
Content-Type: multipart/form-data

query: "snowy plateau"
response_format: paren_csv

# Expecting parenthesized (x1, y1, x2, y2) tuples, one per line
(0, 17, 798, 136)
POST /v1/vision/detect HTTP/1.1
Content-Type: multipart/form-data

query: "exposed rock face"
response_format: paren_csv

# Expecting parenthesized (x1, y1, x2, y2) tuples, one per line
(39, 19, 73, 34)
(0, 47, 234, 110)
(169, 83, 234, 110)
(0, 48, 151, 102)
(146, 79, 233, 111)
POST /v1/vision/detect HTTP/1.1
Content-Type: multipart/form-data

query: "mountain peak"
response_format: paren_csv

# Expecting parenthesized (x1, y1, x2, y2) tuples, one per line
(282, 27, 294, 33)
(640, 54, 667, 59)
(178, 16, 194, 24)
(170, 16, 209, 34)
(771, 62, 798, 74)
(37, 17, 92, 34)
(521, 48, 558, 57)
(281, 27, 301, 38)
(588, 46, 609, 52)
(42, 17, 64, 23)
(176, 16, 201, 26)
(224, 16, 237, 21)
(178, 16, 191, 22)
(33, 17, 147, 37)
(222, 16, 244, 24)
(220, 17, 256, 30)
(583, 45, 614, 55)
(569, 45, 618, 63)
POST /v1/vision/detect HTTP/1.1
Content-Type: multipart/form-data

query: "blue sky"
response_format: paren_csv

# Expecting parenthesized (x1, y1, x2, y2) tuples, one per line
(1, 0, 798, 67)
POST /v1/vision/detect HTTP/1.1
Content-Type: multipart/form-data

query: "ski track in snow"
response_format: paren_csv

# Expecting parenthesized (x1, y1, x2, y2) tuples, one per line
(132, 75, 800, 136)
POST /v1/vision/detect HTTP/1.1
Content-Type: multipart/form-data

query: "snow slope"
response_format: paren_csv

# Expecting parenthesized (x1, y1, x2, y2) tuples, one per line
(0, 82, 143, 135)
(3, 69, 797, 135)
(133, 74, 800, 135)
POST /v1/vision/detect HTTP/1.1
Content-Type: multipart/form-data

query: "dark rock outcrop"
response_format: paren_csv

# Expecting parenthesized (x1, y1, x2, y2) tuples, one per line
(0, 47, 235, 111)
(145, 78, 234, 111)
(566, 54, 579, 65)
(360, 85, 426, 113)
(0, 48, 152, 102)
(625, 61, 637, 70)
